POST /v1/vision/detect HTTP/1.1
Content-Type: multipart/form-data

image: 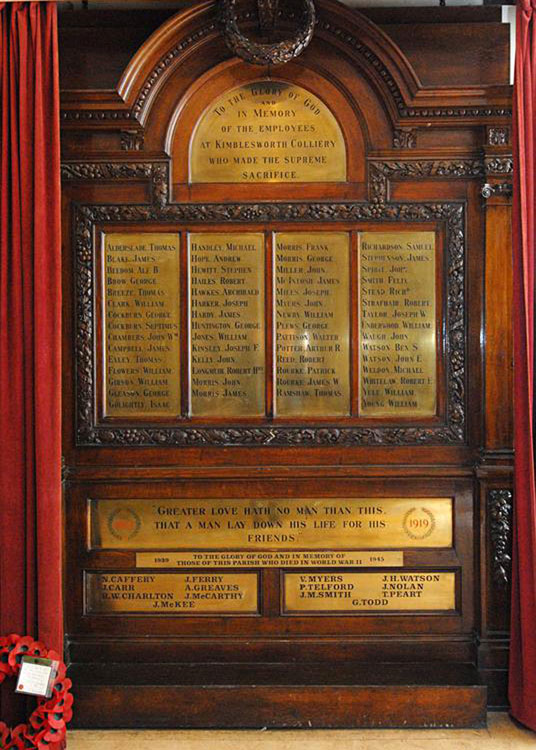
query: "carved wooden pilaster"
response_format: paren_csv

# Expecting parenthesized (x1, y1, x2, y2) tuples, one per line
(488, 489, 513, 587)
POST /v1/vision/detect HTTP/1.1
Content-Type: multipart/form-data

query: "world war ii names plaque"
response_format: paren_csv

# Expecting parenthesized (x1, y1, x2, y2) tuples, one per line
(275, 232, 350, 416)
(190, 81, 346, 183)
(189, 233, 265, 417)
(86, 572, 258, 614)
(103, 233, 181, 418)
(359, 232, 437, 417)
(284, 571, 455, 613)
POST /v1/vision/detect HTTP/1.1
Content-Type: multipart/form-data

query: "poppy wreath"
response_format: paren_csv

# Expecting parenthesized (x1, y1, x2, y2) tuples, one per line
(0, 634, 72, 750)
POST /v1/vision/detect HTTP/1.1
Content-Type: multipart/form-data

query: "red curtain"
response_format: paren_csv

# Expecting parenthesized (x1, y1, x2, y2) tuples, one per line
(0, 0, 62, 716)
(510, 0, 536, 732)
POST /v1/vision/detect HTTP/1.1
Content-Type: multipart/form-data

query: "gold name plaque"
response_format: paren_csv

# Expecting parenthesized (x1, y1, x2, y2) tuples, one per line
(86, 572, 258, 614)
(275, 232, 350, 416)
(136, 550, 404, 569)
(190, 81, 346, 184)
(90, 498, 452, 550)
(359, 232, 437, 417)
(103, 233, 181, 418)
(189, 233, 265, 416)
(284, 571, 455, 613)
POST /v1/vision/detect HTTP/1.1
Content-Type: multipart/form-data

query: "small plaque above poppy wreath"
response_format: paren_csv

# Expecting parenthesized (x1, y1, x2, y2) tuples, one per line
(0, 635, 72, 750)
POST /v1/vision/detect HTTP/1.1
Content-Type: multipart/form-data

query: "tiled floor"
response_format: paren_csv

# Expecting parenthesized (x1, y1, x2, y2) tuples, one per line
(70, 713, 536, 749)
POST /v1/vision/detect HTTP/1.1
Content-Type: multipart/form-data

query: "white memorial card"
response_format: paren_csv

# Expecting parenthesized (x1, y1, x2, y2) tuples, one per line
(15, 656, 58, 698)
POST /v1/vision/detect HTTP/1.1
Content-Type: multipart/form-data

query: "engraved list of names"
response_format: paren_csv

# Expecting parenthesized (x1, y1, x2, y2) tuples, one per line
(189, 233, 265, 417)
(103, 233, 180, 418)
(275, 232, 350, 417)
(359, 232, 437, 417)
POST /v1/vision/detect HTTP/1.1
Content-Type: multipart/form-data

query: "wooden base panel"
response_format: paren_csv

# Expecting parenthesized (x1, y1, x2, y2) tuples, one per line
(71, 663, 487, 729)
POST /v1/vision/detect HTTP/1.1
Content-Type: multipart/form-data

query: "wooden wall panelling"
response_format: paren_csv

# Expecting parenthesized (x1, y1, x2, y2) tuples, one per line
(59, 0, 512, 727)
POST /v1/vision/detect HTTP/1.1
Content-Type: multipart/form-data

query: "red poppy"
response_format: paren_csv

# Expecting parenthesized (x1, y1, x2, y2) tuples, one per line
(0, 635, 71, 750)
(8, 637, 35, 669)
(27, 642, 47, 659)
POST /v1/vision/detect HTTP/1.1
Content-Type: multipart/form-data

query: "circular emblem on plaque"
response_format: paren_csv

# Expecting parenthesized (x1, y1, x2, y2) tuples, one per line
(403, 507, 436, 540)
(107, 507, 141, 541)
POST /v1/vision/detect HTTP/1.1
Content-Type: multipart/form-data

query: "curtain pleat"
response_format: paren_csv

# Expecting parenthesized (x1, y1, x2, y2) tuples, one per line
(510, 0, 536, 732)
(0, 0, 62, 722)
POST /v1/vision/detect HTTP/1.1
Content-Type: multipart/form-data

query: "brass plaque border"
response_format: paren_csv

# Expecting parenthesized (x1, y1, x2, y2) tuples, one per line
(189, 81, 347, 185)
(89, 497, 454, 551)
(280, 569, 459, 616)
(83, 570, 261, 617)
(73, 198, 465, 447)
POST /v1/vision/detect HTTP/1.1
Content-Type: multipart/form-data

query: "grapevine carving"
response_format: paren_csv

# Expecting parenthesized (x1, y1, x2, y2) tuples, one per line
(61, 161, 168, 207)
(488, 489, 513, 586)
(368, 159, 485, 204)
(484, 156, 513, 175)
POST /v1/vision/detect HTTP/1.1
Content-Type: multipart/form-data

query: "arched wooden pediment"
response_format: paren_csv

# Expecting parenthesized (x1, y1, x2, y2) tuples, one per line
(116, 0, 421, 133)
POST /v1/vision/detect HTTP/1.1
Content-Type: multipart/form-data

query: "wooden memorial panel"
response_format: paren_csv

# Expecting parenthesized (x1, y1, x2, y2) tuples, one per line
(60, 0, 512, 726)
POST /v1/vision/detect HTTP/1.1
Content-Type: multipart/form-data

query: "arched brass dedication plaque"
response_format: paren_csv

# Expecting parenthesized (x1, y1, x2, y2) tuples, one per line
(190, 81, 347, 183)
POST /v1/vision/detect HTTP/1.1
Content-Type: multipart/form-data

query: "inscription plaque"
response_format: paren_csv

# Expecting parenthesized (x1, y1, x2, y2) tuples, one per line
(190, 82, 346, 183)
(284, 571, 455, 613)
(137, 550, 404, 568)
(90, 498, 453, 550)
(275, 232, 350, 416)
(359, 232, 437, 417)
(189, 233, 265, 416)
(103, 233, 181, 418)
(86, 572, 258, 614)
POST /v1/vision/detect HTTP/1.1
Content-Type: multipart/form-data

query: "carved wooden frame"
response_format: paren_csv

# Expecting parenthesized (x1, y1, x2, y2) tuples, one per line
(67, 158, 467, 447)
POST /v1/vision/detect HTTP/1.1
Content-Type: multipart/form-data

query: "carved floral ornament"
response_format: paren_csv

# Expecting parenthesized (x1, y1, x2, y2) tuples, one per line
(220, 0, 316, 65)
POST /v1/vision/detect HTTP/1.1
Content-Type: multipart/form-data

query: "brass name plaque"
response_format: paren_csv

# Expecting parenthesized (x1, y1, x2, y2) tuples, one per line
(190, 81, 346, 184)
(86, 572, 258, 614)
(275, 232, 350, 416)
(284, 571, 455, 613)
(103, 233, 181, 418)
(90, 498, 452, 550)
(189, 233, 265, 416)
(359, 232, 437, 417)
(136, 550, 404, 568)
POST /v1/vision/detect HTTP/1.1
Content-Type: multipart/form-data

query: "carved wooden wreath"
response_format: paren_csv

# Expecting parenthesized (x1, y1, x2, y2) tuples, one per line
(0, 635, 72, 749)
(221, 0, 316, 65)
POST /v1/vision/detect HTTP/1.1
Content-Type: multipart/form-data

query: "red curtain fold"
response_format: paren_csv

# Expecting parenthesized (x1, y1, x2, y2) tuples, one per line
(0, 0, 62, 717)
(510, 0, 536, 732)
